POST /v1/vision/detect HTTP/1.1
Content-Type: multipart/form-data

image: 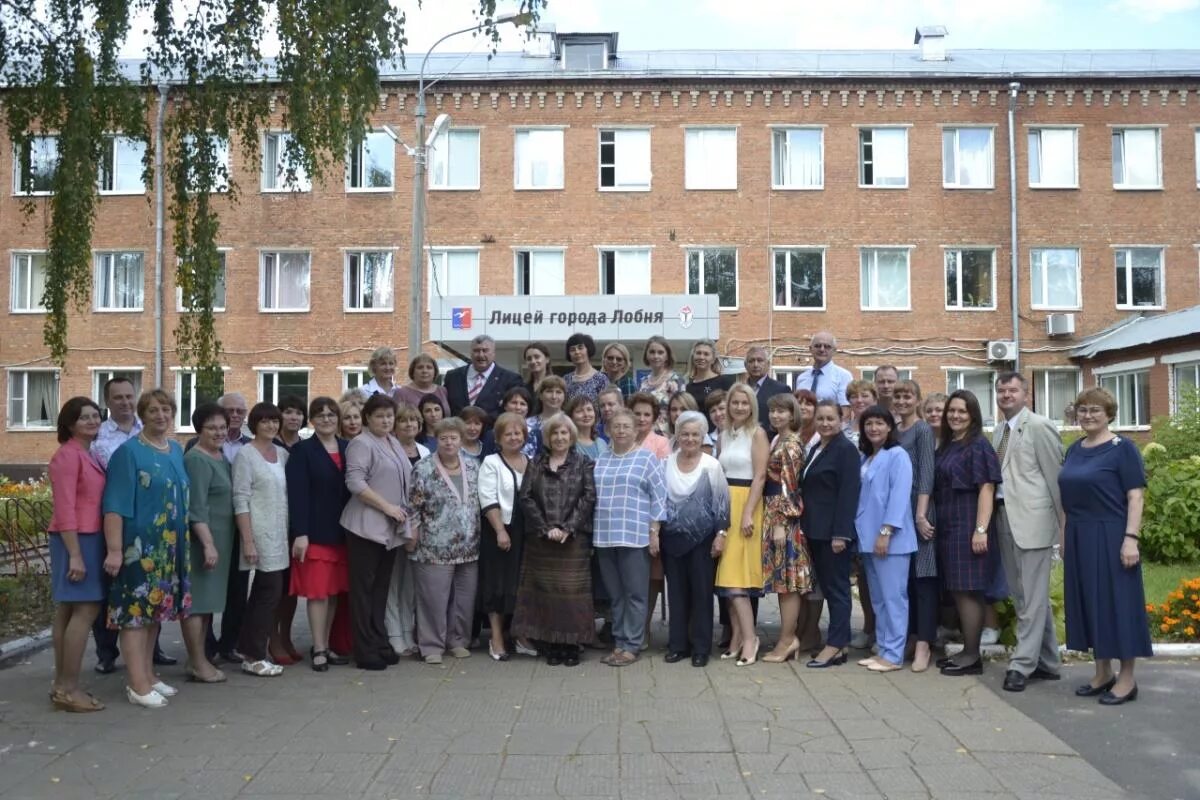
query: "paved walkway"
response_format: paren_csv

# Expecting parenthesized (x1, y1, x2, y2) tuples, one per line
(0, 607, 1129, 800)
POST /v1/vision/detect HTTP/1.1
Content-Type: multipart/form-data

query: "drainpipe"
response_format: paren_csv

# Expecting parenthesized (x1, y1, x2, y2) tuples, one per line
(1007, 81, 1021, 373)
(153, 83, 168, 388)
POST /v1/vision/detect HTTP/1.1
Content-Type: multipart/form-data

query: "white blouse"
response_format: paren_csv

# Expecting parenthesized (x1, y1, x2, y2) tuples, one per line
(232, 444, 290, 572)
(477, 453, 526, 525)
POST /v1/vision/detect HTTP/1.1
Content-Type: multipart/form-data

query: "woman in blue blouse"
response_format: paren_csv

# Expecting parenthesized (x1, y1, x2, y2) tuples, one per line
(1060, 387, 1152, 705)
(593, 408, 668, 667)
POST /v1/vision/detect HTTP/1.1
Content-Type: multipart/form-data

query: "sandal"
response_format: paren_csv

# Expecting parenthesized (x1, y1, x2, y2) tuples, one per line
(186, 667, 227, 683)
(241, 659, 284, 677)
(50, 689, 105, 713)
(311, 648, 330, 672)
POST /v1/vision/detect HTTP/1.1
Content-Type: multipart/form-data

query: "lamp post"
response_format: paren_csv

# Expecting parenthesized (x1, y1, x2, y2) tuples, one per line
(407, 12, 535, 357)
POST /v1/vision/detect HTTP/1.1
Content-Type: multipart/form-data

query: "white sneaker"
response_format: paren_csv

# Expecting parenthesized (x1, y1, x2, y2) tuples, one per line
(981, 627, 1000, 646)
(241, 659, 284, 677)
(850, 631, 874, 650)
(152, 681, 178, 697)
(126, 686, 168, 708)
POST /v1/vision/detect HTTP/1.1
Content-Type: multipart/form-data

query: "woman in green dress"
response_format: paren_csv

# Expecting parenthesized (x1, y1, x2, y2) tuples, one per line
(102, 389, 191, 709)
(182, 403, 234, 683)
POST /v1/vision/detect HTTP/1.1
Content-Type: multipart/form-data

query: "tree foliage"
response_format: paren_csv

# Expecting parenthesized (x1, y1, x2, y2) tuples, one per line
(0, 0, 540, 394)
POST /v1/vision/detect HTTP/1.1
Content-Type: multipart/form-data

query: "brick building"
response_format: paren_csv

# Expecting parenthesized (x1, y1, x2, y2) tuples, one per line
(3, 29, 1200, 466)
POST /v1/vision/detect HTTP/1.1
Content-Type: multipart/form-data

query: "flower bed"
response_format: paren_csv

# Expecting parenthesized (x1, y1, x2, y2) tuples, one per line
(1147, 575, 1200, 642)
(0, 477, 54, 643)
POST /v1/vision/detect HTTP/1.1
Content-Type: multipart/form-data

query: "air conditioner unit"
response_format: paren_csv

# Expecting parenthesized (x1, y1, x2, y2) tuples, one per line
(987, 340, 1017, 362)
(1046, 313, 1076, 337)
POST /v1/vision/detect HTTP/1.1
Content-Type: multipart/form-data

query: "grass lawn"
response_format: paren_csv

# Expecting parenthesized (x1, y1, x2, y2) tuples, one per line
(1143, 561, 1200, 606)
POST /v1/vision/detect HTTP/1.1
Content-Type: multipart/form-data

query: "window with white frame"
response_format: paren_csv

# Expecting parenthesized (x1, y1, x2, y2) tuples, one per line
(183, 133, 231, 193)
(261, 131, 310, 191)
(945, 248, 995, 310)
(1112, 128, 1162, 189)
(92, 369, 144, 413)
(861, 367, 915, 383)
(562, 41, 607, 70)
(942, 128, 994, 188)
(1032, 368, 1081, 426)
(346, 131, 394, 190)
(260, 251, 310, 311)
(772, 367, 804, 388)
(1172, 361, 1200, 413)
(514, 250, 566, 296)
(1030, 248, 1081, 309)
(341, 367, 371, 393)
(176, 251, 228, 312)
(514, 129, 564, 190)
(344, 250, 394, 311)
(427, 249, 480, 306)
(773, 248, 825, 310)
(7, 369, 59, 429)
(95, 252, 144, 311)
(1115, 247, 1164, 309)
(428, 128, 480, 190)
(98, 136, 146, 193)
(946, 369, 997, 427)
(772, 128, 823, 189)
(599, 248, 651, 294)
(860, 248, 910, 310)
(15, 135, 58, 194)
(174, 369, 225, 430)
(598, 129, 651, 190)
(1028, 128, 1078, 188)
(686, 248, 737, 309)
(858, 127, 908, 187)
(684, 128, 737, 190)
(1099, 370, 1150, 427)
(11, 252, 47, 312)
(259, 369, 310, 406)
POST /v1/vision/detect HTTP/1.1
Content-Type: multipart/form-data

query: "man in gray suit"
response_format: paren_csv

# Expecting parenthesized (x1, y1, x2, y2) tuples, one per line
(994, 372, 1064, 692)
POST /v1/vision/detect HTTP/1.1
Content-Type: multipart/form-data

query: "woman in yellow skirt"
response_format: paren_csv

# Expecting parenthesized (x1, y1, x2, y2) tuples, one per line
(714, 383, 769, 666)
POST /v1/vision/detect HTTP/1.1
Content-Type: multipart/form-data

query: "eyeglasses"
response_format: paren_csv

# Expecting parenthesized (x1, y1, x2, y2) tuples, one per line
(810, 343, 833, 350)
(1075, 406, 1107, 417)
(604, 355, 626, 362)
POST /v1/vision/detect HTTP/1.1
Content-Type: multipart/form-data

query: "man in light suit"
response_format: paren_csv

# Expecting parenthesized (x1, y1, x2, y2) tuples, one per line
(742, 346, 791, 435)
(444, 334, 523, 421)
(993, 372, 1064, 692)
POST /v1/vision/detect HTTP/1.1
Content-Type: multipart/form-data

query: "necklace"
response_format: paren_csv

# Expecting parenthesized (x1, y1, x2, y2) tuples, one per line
(138, 433, 169, 451)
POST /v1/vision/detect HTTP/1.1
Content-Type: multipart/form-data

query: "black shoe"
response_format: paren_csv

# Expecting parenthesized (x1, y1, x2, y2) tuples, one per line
(1003, 670, 1027, 692)
(563, 652, 580, 667)
(153, 651, 178, 666)
(691, 654, 709, 668)
(546, 652, 564, 666)
(327, 651, 351, 666)
(806, 651, 847, 669)
(218, 649, 245, 664)
(1075, 677, 1117, 697)
(311, 648, 330, 673)
(379, 649, 401, 666)
(1030, 666, 1061, 681)
(940, 659, 983, 676)
(664, 650, 690, 663)
(935, 656, 955, 669)
(1098, 684, 1138, 706)
(357, 659, 387, 671)
(94, 658, 116, 675)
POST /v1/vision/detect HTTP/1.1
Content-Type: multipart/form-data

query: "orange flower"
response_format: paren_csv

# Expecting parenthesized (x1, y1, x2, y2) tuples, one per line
(1187, 626, 1197, 637)
(1161, 623, 1171, 632)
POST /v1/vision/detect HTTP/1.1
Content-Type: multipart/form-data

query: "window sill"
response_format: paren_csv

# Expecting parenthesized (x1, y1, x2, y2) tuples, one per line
(771, 185, 825, 191)
(1113, 185, 1163, 191)
(772, 305, 827, 312)
(942, 184, 995, 191)
(1116, 304, 1165, 312)
(599, 186, 652, 192)
(861, 306, 912, 312)
(1032, 305, 1082, 312)
(259, 308, 311, 313)
(346, 187, 395, 194)
(176, 307, 226, 313)
(12, 191, 53, 197)
(1029, 184, 1079, 190)
(9, 308, 46, 315)
(6, 426, 55, 432)
(429, 186, 481, 192)
(94, 307, 145, 313)
(1112, 425, 1152, 432)
(344, 307, 394, 314)
(857, 184, 908, 190)
(99, 190, 147, 197)
(945, 305, 998, 312)
(514, 185, 565, 191)
(684, 186, 738, 191)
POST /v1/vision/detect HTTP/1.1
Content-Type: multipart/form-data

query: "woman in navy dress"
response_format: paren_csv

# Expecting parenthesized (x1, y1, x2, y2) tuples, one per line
(1060, 387, 1152, 706)
(932, 390, 1001, 677)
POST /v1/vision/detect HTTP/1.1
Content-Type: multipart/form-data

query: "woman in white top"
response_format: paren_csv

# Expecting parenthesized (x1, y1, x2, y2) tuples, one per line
(360, 346, 401, 400)
(233, 403, 290, 677)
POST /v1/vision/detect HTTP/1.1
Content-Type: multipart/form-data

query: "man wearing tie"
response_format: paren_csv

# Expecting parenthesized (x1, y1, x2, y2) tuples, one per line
(445, 334, 523, 419)
(793, 331, 852, 410)
(743, 346, 791, 435)
(993, 372, 1064, 693)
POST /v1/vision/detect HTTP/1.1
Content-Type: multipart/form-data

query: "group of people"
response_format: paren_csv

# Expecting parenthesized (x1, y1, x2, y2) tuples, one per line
(43, 330, 1153, 712)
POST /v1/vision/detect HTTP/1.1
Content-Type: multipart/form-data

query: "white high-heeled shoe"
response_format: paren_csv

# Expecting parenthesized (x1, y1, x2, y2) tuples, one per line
(152, 681, 178, 697)
(126, 686, 169, 708)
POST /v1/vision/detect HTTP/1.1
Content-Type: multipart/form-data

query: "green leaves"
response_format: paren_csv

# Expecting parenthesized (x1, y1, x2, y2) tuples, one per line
(1142, 455, 1200, 563)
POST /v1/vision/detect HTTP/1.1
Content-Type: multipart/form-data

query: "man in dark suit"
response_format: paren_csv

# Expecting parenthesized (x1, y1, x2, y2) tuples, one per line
(445, 334, 523, 420)
(743, 346, 792, 435)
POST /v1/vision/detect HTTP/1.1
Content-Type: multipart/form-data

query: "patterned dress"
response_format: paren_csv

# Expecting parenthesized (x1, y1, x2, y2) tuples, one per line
(101, 438, 191, 628)
(638, 371, 685, 436)
(408, 457, 481, 565)
(565, 370, 610, 402)
(762, 432, 812, 594)
(933, 435, 1002, 592)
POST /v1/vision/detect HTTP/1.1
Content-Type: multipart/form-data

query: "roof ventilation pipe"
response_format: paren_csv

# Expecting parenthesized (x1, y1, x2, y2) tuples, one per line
(914, 26, 949, 61)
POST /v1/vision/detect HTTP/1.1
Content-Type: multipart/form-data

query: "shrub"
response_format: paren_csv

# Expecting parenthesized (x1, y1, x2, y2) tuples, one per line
(1150, 387, 1200, 461)
(1141, 455, 1200, 564)
(1146, 575, 1200, 642)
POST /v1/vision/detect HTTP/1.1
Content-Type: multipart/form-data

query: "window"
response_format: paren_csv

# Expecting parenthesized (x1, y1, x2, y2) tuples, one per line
(684, 128, 737, 190)
(98, 136, 146, 193)
(341, 367, 371, 393)
(11, 252, 47, 312)
(176, 251, 228, 312)
(260, 251, 310, 311)
(1032, 368, 1081, 426)
(942, 128, 994, 189)
(861, 367, 914, 383)
(92, 369, 144, 413)
(15, 135, 58, 194)
(174, 369, 225, 431)
(515, 250, 566, 296)
(598, 129, 651, 190)
(946, 369, 997, 427)
(858, 128, 907, 187)
(429, 128, 480, 190)
(562, 42, 607, 70)
(1115, 248, 1164, 309)
(860, 248, 910, 310)
(346, 131, 394, 190)
(944, 249, 995, 310)
(773, 248, 825, 310)
(95, 252, 144, 311)
(772, 128, 823, 189)
(1112, 128, 1162, 189)
(1099, 370, 1150, 427)
(183, 133, 230, 193)
(427, 249, 480, 306)
(261, 131, 310, 191)
(514, 129, 564, 190)
(686, 248, 737, 309)
(599, 249, 651, 295)
(1172, 361, 1200, 414)
(344, 251, 394, 311)
(259, 369, 310, 406)
(772, 367, 804, 388)
(7, 369, 59, 429)
(1028, 128, 1078, 188)
(1031, 248, 1081, 309)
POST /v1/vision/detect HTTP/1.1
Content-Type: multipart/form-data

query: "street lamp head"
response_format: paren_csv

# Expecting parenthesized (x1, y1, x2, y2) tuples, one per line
(495, 11, 535, 28)
(426, 113, 451, 147)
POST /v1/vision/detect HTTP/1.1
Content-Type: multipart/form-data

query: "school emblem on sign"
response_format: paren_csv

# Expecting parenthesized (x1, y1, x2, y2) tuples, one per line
(451, 307, 472, 329)
(678, 304, 694, 329)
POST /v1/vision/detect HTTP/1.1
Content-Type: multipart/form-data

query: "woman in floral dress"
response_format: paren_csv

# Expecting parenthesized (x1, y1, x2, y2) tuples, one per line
(637, 335, 685, 436)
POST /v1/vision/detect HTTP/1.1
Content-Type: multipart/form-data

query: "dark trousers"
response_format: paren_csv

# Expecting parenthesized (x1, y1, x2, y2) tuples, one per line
(810, 539, 853, 649)
(238, 569, 285, 662)
(664, 535, 716, 656)
(347, 535, 397, 665)
(206, 536, 249, 656)
(908, 565, 940, 645)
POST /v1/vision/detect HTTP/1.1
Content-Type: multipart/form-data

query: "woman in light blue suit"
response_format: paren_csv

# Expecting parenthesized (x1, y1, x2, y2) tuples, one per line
(855, 406, 916, 673)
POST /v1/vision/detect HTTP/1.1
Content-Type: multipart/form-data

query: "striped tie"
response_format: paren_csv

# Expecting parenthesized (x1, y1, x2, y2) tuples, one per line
(996, 423, 1011, 464)
(468, 372, 485, 403)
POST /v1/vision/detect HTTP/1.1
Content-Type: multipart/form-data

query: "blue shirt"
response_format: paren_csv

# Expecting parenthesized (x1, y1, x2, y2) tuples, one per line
(592, 448, 667, 548)
(794, 360, 854, 406)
